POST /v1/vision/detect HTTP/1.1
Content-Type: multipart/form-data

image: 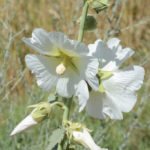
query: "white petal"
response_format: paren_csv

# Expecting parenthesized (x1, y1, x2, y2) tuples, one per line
(49, 32, 89, 56)
(56, 64, 81, 97)
(23, 29, 89, 57)
(86, 91, 105, 119)
(86, 91, 123, 120)
(102, 38, 134, 71)
(102, 47, 134, 71)
(22, 28, 54, 55)
(88, 39, 103, 57)
(81, 57, 99, 90)
(75, 80, 89, 112)
(25, 54, 58, 91)
(56, 78, 73, 98)
(10, 114, 37, 136)
(88, 38, 134, 71)
(106, 38, 120, 49)
(103, 66, 145, 112)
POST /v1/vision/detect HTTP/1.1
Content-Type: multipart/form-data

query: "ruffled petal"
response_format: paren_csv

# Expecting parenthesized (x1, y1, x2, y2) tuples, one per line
(49, 32, 89, 56)
(88, 38, 134, 71)
(103, 66, 145, 112)
(22, 28, 54, 55)
(75, 80, 89, 112)
(102, 38, 134, 71)
(106, 38, 120, 49)
(23, 29, 89, 57)
(86, 91, 123, 120)
(25, 54, 58, 91)
(88, 39, 103, 57)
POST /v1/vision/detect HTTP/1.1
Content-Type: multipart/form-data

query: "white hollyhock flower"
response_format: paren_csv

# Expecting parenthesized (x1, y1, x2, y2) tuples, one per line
(10, 112, 37, 136)
(73, 128, 108, 150)
(23, 28, 99, 109)
(85, 38, 145, 119)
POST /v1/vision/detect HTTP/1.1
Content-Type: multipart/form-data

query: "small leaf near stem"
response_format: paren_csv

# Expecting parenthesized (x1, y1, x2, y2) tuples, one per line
(78, 0, 89, 42)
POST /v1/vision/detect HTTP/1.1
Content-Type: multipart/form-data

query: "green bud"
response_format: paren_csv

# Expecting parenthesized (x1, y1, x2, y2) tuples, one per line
(29, 102, 52, 122)
(84, 15, 97, 31)
(88, 0, 109, 14)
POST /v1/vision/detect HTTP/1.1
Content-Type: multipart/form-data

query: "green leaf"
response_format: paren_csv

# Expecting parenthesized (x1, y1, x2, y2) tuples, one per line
(46, 128, 65, 150)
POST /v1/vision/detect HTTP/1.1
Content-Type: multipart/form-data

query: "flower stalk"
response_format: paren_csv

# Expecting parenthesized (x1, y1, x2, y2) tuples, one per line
(78, 0, 89, 42)
(58, 1, 89, 149)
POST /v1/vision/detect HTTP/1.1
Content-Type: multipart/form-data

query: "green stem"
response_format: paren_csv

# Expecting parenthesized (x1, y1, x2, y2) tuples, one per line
(78, 0, 89, 42)
(57, 144, 62, 150)
(57, 98, 72, 150)
(62, 98, 72, 122)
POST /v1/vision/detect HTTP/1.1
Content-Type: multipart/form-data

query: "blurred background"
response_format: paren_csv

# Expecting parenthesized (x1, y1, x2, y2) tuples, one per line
(0, 0, 150, 150)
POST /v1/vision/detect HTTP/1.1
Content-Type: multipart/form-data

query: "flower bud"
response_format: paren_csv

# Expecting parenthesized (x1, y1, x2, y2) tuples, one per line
(30, 102, 52, 122)
(65, 121, 108, 150)
(73, 128, 108, 150)
(84, 15, 97, 31)
(10, 102, 52, 136)
(89, 0, 109, 14)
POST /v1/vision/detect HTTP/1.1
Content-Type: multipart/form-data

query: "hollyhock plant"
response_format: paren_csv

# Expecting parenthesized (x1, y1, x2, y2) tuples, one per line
(23, 28, 99, 109)
(85, 38, 145, 119)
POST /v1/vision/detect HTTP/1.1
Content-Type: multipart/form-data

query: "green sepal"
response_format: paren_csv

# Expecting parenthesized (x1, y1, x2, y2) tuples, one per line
(29, 102, 52, 123)
(88, 0, 109, 14)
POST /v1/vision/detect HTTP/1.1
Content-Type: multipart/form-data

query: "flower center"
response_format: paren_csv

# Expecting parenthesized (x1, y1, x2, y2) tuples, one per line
(56, 56, 68, 75)
(98, 69, 113, 93)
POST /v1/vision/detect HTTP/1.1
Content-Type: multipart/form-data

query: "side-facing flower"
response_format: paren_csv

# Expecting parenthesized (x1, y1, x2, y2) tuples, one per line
(10, 102, 51, 136)
(23, 28, 99, 110)
(64, 121, 107, 150)
(85, 38, 145, 119)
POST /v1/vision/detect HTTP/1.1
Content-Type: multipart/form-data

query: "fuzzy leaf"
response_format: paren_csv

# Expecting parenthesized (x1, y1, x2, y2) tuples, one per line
(46, 128, 65, 150)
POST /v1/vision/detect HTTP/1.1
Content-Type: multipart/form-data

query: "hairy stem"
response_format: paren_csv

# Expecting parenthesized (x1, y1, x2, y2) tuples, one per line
(62, 98, 72, 122)
(78, 0, 89, 42)
(57, 98, 72, 150)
